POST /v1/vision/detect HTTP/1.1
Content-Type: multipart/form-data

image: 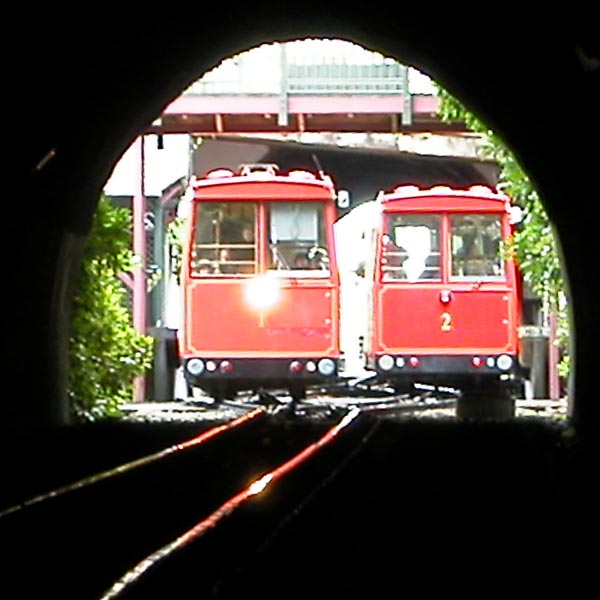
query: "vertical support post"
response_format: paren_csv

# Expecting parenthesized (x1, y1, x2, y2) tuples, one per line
(152, 200, 165, 328)
(278, 42, 289, 127)
(133, 136, 147, 402)
(401, 65, 412, 126)
(548, 308, 561, 400)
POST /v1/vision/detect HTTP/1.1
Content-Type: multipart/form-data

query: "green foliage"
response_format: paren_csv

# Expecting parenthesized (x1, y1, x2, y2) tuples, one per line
(436, 86, 564, 300)
(436, 85, 570, 379)
(68, 196, 154, 421)
(166, 215, 185, 284)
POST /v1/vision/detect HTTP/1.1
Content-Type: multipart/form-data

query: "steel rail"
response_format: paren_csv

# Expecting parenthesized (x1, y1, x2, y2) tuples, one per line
(0, 406, 267, 519)
(99, 406, 362, 600)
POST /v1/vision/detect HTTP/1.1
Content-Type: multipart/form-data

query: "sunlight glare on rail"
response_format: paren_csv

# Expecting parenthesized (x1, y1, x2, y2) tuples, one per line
(0, 407, 267, 519)
(248, 473, 274, 496)
(99, 406, 363, 599)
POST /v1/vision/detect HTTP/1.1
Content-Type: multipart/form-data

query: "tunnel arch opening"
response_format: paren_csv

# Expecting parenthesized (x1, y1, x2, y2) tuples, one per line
(91, 35, 574, 425)
(12, 16, 593, 437)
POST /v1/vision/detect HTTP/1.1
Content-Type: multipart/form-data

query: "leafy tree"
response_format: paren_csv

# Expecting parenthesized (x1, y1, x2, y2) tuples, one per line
(68, 196, 154, 421)
(166, 215, 185, 284)
(436, 87, 570, 379)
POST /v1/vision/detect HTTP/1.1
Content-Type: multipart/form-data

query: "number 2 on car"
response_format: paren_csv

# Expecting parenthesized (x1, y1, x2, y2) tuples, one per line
(440, 312, 453, 332)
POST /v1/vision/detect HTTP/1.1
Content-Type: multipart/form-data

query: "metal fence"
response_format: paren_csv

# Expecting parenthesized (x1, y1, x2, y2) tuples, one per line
(286, 63, 406, 94)
(185, 43, 410, 96)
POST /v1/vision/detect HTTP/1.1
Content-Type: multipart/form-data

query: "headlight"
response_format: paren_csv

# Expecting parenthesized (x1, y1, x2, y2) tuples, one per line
(317, 358, 336, 376)
(244, 273, 282, 311)
(186, 358, 205, 376)
(378, 355, 394, 371)
(496, 355, 514, 371)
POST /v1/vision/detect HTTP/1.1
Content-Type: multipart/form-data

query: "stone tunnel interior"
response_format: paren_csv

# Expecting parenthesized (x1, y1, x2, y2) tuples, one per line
(3, 11, 598, 596)
(7, 12, 596, 434)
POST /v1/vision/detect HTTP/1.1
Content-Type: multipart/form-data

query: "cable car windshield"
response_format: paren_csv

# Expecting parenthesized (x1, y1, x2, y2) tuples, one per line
(191, 201, 257, 276)
(381, 213, 506, 282)
(381, 214, 441, 282)
(268, 201, 330, 277)
(451, 214, 504, 280)
(190, 200, 331, 277)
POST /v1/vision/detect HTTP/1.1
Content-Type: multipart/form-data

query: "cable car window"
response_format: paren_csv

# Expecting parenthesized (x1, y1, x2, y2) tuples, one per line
(191, 202, 257, 276)
(382, 214, 441, 282)
(451, 214, 504, 280)
(268, 202, 330, 276)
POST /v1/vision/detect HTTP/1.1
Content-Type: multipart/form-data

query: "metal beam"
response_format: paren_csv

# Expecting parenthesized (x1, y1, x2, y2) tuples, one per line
(163, 93, 438, 116)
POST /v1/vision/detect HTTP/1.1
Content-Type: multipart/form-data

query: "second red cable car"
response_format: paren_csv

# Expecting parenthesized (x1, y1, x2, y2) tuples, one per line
(362, 184, 525, 418)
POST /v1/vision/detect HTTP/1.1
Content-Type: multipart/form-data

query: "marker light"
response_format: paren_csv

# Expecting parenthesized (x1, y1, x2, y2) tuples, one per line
(244, 274, 282, 311)
(206, 361, 217, 372)
(378, 355, 394, 371)
(471, 356, 483, 368)
(289, 360, 304, 373)
(288, 170, 315, 180)
(206, 168, 234, 179)
(220, 360, 234, 373)
(186, 358, 205, 376)
(496, 355, 514, 371)
(305, 361, 317, 373)
(317, 358, 336, 376)
(396, 357, 406, 368)
(409, 357, 420, 368)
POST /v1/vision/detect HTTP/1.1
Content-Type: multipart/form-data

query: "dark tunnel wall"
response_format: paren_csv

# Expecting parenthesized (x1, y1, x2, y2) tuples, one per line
(5, 12, 597, 443)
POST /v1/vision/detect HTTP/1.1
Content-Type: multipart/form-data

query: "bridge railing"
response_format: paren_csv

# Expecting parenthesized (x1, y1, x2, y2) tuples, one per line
(184, 42, 414, 96)
(186, 64, 407, 96)
(286, 63, 406, 95)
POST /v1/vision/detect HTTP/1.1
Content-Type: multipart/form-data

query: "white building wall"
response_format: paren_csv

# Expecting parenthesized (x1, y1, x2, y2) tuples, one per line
(103, 134, 190, 197)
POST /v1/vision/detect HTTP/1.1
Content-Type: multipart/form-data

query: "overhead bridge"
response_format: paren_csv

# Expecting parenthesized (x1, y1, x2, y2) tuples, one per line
(147, 45, 461, 136)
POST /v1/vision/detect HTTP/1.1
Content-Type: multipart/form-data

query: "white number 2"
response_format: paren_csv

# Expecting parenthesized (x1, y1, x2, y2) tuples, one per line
(441, 312, 452, 332)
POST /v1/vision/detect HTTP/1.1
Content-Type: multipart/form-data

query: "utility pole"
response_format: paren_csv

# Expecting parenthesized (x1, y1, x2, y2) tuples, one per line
(133, 136, 147, 402)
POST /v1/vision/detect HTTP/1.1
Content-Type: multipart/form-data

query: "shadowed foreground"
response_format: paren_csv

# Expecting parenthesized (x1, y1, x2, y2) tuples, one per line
(0, 415, 593, 598)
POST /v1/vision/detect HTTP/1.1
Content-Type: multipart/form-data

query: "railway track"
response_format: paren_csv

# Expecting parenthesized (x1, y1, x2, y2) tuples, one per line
(120, 379, 566, 424)
(0, 403, 381, 599)
(122, 379, 462, 423)
(0, 388, 574, 599)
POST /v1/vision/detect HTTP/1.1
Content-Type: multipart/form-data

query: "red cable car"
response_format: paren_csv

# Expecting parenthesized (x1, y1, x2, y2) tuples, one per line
(177, 164, 342, 403)
(362, 184, 525, 418)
